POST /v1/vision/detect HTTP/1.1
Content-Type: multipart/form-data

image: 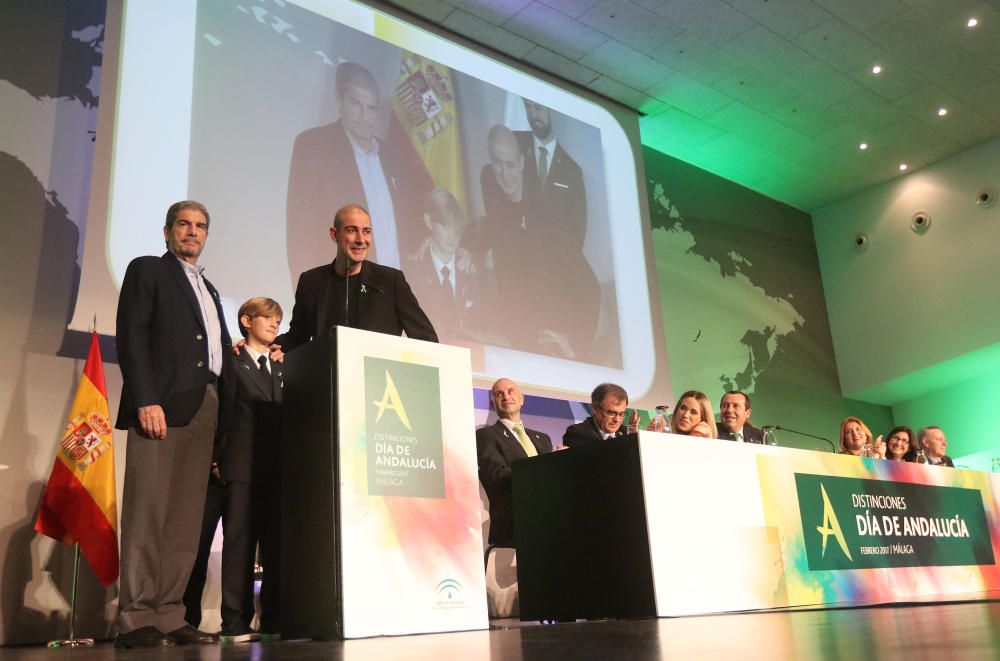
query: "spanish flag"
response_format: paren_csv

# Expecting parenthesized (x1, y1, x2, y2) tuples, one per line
(392, 50, 467, 209)
(35, 332, 119, 586)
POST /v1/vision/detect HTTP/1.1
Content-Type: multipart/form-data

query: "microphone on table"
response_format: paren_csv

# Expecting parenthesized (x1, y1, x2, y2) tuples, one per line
(761, 425, 837, 453)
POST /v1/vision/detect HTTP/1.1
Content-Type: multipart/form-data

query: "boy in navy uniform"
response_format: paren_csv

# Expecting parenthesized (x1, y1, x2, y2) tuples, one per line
(184, 297, 284, 642)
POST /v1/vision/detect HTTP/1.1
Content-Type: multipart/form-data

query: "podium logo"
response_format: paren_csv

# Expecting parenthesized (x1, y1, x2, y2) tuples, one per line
(433, 578, 467, 609)
(372, 371, 413, 431)
(364, 357, 445, 498)
(816, 483, 852, 561)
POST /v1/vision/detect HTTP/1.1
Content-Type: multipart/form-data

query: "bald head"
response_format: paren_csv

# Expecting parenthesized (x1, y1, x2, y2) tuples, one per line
(491, 377, 524, 422)
(488, 124, 524, 202)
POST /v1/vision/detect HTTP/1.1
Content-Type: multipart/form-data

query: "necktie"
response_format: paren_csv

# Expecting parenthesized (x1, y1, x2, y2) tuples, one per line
(257, 355, 268, 374)
(513, 422, 538, 458)
(440, 265, 454, 299)
(735, 430, 744, 443)
(537, 145, 548, 187)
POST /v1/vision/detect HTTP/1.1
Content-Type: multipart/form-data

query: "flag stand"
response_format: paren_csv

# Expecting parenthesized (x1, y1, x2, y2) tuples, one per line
(46, 543, 95, 648)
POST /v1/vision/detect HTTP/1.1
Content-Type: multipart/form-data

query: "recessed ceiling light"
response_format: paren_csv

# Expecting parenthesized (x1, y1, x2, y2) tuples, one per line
(968, 17, 979, 28)
(859, 142, 868, 150)
(899, 163, 908, 171)
(938, 107, 948, 116)
(871, 65, 882, 75)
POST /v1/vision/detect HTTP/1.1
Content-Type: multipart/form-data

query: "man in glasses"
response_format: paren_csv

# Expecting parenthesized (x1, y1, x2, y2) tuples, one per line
(563, 383, 638, 447)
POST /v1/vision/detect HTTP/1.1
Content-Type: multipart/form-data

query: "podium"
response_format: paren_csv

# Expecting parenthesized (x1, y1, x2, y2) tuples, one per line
(514, 432, 1000, 620)
(280, 327, 487, 639)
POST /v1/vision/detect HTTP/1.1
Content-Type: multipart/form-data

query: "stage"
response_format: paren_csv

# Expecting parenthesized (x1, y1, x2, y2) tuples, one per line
(3, 597, 999, 659)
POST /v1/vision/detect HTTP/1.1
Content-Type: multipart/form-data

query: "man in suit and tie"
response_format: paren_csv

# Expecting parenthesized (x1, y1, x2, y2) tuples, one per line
(919, 426, 955, 467)
(286, 61, 434, 282)
(716, 391, 765, 444)
(114, 200, 234, 648)
(476, 378, 553, 547)
(563, 383, 638, 448)
(405, 189, 482, 340)
(184, 297, 285, 642)
(273, 204, 438, 355)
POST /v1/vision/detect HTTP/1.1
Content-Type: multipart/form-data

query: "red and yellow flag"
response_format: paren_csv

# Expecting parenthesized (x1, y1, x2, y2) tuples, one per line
(392, 50, 467, 209)
(35, 331, 119, 586)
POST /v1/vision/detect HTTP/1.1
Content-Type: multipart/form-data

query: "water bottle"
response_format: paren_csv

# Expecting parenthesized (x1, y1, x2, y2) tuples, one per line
(650, 405, 669, 432)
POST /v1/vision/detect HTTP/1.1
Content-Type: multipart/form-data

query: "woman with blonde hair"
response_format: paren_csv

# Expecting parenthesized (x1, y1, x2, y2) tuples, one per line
(668, 390, 717, 439)
(839, 416, 885, 457)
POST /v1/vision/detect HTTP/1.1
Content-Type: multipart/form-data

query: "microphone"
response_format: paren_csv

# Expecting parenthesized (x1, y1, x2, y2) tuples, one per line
(763, 425, 836, 453)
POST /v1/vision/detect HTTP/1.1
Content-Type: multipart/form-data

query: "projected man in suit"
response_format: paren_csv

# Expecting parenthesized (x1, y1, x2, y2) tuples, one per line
(563, 383, 638, 448)
(114, 200, 234, 648)
(517, 98, 588, 253)
(184, 297, 284, 642)
(274, 204, 438, 354)
(286, 61, 434, 283)
(476, 378, 553, 546)
(405, 189, 482, 339)
(716, 391, 765, 444)
(480, 124, 599, 359)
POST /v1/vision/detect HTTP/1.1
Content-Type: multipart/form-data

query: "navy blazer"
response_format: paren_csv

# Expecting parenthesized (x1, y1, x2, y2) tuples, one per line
(115, 252, 234, 444)
(562, 416, 626, 448)
(221, 347, 284, 483)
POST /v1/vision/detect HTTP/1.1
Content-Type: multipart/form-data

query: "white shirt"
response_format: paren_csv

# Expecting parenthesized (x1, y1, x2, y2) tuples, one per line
(347, 132, 401, 269)
(430, 250, 457, 292)
(245, 345, 270, 374)
(177, 257, 222, 376)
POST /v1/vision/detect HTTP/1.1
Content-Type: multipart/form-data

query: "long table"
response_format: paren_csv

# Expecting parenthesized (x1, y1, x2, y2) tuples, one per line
(512, 432, 1000, 620)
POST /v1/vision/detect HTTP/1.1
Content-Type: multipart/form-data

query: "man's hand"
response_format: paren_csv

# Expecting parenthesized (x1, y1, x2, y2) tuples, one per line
(269, 343, 285, 363)
(138, 404, 167, 440)
(232, 338, 246, 356)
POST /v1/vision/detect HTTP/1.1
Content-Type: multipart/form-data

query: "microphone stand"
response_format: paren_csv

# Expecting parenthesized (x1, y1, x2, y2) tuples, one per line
(765, 425, 837, 453)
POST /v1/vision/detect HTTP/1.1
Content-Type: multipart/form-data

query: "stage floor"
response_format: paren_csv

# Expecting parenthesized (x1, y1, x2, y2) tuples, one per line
(4, 599, 1000, 659)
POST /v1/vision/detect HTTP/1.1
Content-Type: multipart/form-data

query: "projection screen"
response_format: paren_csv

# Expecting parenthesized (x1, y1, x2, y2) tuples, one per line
(71, 0, 670, 403)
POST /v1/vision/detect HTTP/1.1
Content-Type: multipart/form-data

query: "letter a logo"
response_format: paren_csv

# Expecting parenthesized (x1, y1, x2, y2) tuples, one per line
(372, 370, 413, 431)
(817, 483, 852, 561)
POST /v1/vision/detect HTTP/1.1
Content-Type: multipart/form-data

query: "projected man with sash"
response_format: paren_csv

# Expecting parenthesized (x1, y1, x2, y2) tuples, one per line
(286, 61, 433, 285)
(480, 122, 600, 359)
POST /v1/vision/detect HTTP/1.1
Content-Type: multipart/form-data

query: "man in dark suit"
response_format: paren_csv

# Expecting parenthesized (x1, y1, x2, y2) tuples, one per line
(184, 297, 284, 642)
(405, 189, 483, 340)
(563, 383, 638, 448)
(114, 201, 234, 648)
(286, 61, 434, 283)
(919, 426, 955, 467)
(274, 204, 438, 354)
(476, 378, 552, 547)
(716, 391, 765, 444)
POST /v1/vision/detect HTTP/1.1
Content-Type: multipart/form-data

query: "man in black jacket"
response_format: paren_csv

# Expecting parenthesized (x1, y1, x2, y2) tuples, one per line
(476, 378, 552, 546)
(114, 200, 234, 648)
(275, 204, 437, 354)
(716, 391, 765, 444)
(563, 383, 638, 448)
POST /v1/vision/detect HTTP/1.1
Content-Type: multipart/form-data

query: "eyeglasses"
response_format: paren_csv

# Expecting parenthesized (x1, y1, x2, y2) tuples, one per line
(596, 405, 627, 420)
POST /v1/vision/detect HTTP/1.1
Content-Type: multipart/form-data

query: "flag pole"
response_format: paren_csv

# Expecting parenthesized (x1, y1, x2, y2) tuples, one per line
(47, 321, 100, 648)
(46, 543, 95, 648)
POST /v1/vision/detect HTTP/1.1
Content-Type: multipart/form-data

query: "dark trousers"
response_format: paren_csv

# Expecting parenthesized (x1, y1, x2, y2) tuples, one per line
(252, 464, 281, 634)
(116, 386, 217, 634)
(183, 478, 255, 634)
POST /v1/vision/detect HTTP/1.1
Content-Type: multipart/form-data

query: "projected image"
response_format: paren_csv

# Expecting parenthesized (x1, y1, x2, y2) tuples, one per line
(188, 0, 618, 367)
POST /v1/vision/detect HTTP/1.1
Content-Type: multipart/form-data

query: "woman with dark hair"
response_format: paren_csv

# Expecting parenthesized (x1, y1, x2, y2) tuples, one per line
(884, 426, 916, 462)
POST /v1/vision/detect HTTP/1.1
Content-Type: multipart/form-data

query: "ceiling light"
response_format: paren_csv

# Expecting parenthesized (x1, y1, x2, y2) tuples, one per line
(899, 163, 908, 171)
(967, 17, 979, 28)
(871, 65, 882, 75)
(859, 142, 868, 150)
(938, 107, 948, 117)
